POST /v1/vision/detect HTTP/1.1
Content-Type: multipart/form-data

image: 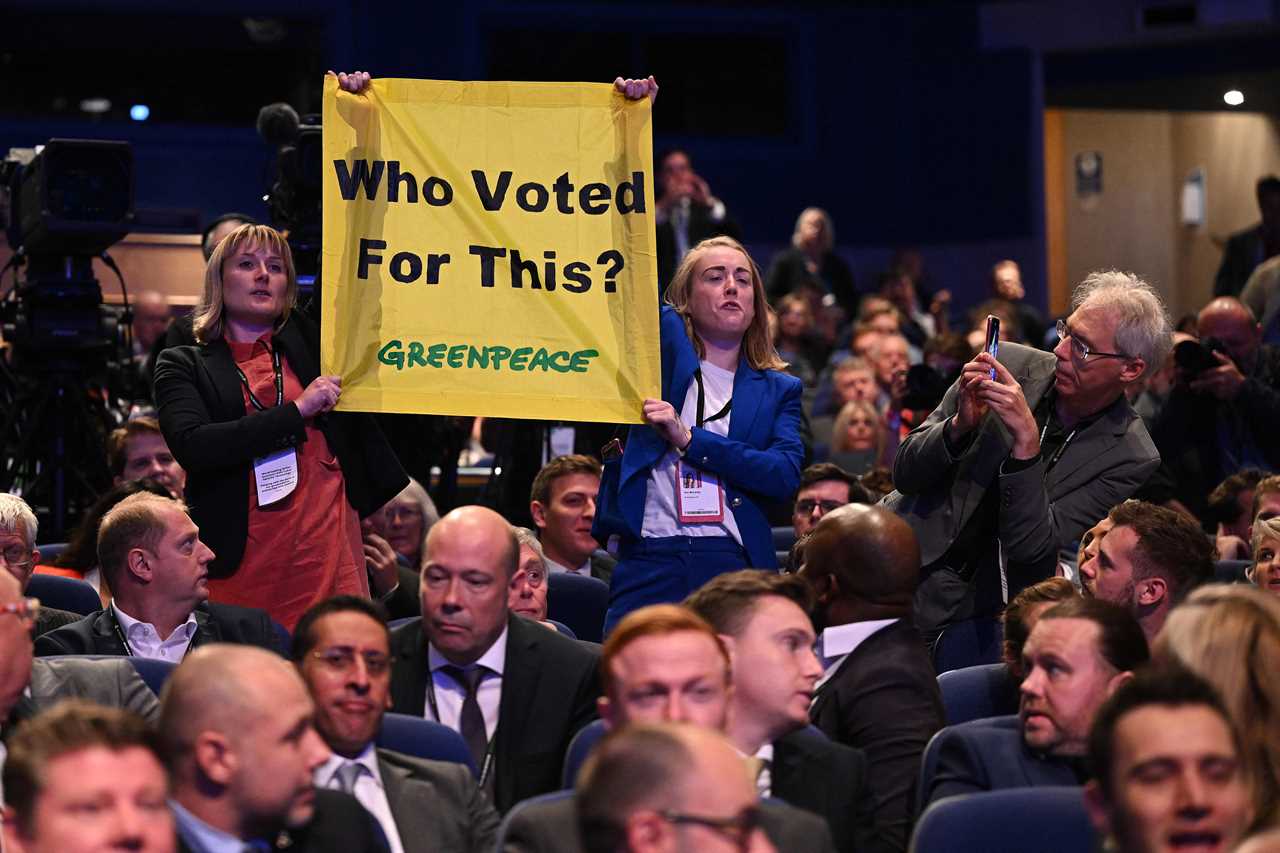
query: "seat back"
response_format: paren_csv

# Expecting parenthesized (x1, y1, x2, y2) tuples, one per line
(375, 712, 478, 777)
(34, 542, 69, 562)
(931, 617, 1003, 674)
(910, 787, 1095, 853)
(547, 573, 609, 644)
(127, 657, 178, 695)
(1215, 559, 1250, 584)
(937, 663, 1018, 726)
(561, 719, 608, 789)
(27, 574, 101, 616)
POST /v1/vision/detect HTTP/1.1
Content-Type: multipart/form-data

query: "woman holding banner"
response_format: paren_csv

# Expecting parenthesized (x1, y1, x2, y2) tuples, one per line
(595, 236, 805, 633)
(154, 224, 406, 629)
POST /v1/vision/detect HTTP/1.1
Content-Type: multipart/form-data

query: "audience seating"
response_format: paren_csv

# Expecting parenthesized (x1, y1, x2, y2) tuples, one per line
(1214, 559, 1250, 584)
(916, 715, 1018, 812)
(910, 786, 1095, 853)
(496, 789, 575, 849)
(27, 574, 100, 616)
(547, 619, 578, 639)
(546, 572, 608, 644)
(936, 663, 1019, 726)
(772, 526, 796, 567)
(42, 655, 176, 695)
(562, 719, 607, 789)
(931, 616, 1003, 674)
(33, 542, 69, 562)
(376, 712, 478, 777)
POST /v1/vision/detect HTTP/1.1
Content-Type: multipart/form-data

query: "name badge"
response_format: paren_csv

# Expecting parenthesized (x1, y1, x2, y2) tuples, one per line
(253, 448, 298, 506)
(676, 461, 724, 523)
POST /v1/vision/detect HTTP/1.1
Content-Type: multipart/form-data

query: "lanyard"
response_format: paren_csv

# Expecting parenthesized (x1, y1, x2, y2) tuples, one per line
(233, 346, 284, 411)
(693, 369, 732, 428)
(1039, 422, 1078, 471)
(110, 609, 196, 660)
(426, 670, 497, 789)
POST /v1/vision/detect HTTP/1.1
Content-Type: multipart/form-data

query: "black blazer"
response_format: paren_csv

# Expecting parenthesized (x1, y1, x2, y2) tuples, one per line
(33, 601, 285, 658)
(925, 717, 1080, 806)
(764, 246, 859, 316)
(809, 619, 945, 853)
(772, 727, 875, 853)
(376, 748, 501, 853)
(388, 613, 601, 814)
(655, 201, 741, 289)
(176, 789, 388, 853)
(154, 311, 407, 577)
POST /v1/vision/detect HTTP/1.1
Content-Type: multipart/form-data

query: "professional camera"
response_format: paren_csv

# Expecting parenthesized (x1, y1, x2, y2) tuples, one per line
(1173, 336, 1229, 377)
(901, 362, 956, 412)
(257, 102, 321, 289)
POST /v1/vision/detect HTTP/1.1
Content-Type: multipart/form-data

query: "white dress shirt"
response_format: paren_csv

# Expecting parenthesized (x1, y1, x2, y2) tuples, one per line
(424, 625, 508, 741)
(317, 744, 403, 853)
(752, 742, 775, 797)
(111, 602, 198, 662)
(813, 618, 900, 693)
(544, 555, 591, 576)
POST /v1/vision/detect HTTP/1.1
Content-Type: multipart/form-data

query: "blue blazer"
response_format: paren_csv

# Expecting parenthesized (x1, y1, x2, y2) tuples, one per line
(593, 307, 803, 569)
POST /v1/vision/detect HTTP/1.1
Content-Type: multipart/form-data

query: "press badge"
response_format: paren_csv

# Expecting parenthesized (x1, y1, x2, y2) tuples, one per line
(253, 448, 298, 506)
(676, 461, 724, 523)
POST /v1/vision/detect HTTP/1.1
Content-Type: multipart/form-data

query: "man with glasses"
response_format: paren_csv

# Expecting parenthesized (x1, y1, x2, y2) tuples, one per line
(790, 464, 871, 542)
(292, 596, 500, 853)
(510, 527, 552, 626)
(886, 271, 1172, 640)
(0, 493, 81, 638)
(34, 492, 282, 660)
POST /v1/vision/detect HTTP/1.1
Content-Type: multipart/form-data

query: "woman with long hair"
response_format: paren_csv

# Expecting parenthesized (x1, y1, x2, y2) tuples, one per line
(594, 236, 804, 632)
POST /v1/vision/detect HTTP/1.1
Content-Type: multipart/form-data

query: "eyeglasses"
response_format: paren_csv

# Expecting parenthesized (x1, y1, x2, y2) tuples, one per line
(660, 805, 763, 851)
(1, 597, 41, 626)
(1056, 320, 1129, 363)
(520, 567, 546, 588)
(1, 544, 34, 568)
(795, 499, 844, 516)
(311, 647, 393, 676)
(385, 506, 423, 522)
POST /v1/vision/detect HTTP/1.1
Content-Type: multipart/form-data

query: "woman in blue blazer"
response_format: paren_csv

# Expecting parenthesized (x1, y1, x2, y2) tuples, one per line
(594, 236, 804, 633)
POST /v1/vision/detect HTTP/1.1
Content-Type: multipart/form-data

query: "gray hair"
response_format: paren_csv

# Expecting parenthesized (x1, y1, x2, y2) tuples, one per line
(1071, 270, 1173, 377)
(0, 493, 37, 547)
(512, 526, 547, 567)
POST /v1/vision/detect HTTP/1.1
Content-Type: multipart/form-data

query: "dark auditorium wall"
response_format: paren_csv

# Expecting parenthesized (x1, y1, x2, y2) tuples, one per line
(1, 1, 1047, 316)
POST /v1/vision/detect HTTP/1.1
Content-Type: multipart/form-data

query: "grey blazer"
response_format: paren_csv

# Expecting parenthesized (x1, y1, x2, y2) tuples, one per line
(28, 657, 160, 723)
(375, 748, 500, 853)
(885, 343, 1158, 619)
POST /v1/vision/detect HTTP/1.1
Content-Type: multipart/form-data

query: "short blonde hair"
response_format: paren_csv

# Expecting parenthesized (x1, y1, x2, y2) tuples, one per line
(664, 237, 786, 372)
(193, 224, 297, 344)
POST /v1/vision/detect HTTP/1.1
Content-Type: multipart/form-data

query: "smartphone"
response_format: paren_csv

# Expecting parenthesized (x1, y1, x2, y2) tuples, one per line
(984, 315, 1001, 379)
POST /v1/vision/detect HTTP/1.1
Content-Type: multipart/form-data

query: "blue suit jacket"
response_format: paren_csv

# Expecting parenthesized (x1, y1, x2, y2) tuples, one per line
(925, 715, 1080, 807)
(594, 307, 803, 569)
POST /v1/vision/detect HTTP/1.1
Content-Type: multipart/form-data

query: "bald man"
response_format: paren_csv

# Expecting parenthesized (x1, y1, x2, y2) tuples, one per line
(800, 505, 944, 853)
(1152, 296, 1280, 518)
(387, 505, 601, 813)
(159, 645, 386, 853)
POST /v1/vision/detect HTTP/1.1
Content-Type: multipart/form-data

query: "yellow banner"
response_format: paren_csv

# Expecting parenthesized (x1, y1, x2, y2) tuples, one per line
(320, 76, 660, 423)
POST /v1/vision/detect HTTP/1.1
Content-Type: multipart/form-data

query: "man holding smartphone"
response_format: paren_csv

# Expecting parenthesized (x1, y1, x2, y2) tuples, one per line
(884, 271, 1172, 641)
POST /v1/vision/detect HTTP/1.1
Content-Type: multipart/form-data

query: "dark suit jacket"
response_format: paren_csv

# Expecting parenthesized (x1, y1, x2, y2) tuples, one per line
(154, 311, 408, 577)
(501, 791, 835, 853)
(33, 601, 285, 658)
(764, 246, 859, 316)
(588, 552, 615, 585)
(926, 717, 1080, 806)
(1215, 223, 1267, 298)
(886, 342, 1159, 627)
(175, 789, 387, 853)
(383, 561, 421, 621)
(388, 614, 601, 814)
(772, 727, 875, 853)
(32, 605, 81, 638)
(377, 748, 500, 853)
(809, 619, 945, 853)
(655, 201, 741, 290)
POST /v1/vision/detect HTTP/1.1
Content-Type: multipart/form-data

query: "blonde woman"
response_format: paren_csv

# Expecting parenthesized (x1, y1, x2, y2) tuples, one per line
(1249, 516, 1280, 596)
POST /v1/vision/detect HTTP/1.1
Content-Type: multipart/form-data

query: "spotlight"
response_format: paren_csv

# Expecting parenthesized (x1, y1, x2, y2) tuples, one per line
(1224, 90, 1244, 106)
(129, 104, 150, 121)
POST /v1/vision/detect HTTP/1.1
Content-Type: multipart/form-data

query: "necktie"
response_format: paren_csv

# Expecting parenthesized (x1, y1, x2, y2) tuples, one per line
(334, 761, 363, 795)
(441, 665, 488, 768)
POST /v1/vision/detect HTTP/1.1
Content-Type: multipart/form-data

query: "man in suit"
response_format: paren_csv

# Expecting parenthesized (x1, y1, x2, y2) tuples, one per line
(654, 149, 741, 289)
(1083, 666, 1254, 853)
(1214, 175, 1280, 299)
(685, 570, 875, 852)
(0, 493, 81, 639)
(503, 605, 835, 853)
(35, 492, 283, 660)
(0, 569, 160, 740)
(530, 455, 614, 584)
(159, 644, 386, 853)
(886, 270, 1171, 638)
(800, 505, 945, 853)
(388, 505, 600, 813)
(2, 701, 175, 853)
(1077, 501, 1213, 644)
(926, 597, 1149, 806)
(294, 595, 499, 852)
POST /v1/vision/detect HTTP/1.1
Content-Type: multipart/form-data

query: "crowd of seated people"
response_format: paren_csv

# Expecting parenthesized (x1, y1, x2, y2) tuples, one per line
(6, 71, 1280, 853)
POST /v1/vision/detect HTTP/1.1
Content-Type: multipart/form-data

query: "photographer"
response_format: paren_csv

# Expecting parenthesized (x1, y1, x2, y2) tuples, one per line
(1152, 297, 1280, 521)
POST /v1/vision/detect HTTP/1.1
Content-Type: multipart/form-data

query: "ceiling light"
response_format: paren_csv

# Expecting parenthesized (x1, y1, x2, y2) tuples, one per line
(130, 104, 150, 121)
(79, 97, 111, 114)
(1224, 90, 1244, 106)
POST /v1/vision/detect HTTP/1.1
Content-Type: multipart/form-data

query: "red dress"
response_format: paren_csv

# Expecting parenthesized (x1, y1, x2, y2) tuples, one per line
(206, 332, 366, 629)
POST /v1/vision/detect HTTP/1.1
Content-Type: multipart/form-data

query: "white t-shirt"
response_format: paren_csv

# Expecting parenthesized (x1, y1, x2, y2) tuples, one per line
(641, 360, 743, 545)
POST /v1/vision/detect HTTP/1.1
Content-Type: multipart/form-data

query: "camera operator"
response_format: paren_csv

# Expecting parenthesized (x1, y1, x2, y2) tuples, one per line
(1152, 297, 1280, 520)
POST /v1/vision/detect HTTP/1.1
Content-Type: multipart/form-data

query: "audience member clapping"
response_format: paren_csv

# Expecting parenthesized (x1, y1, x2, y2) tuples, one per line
(1156, 584, 1280, 830)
